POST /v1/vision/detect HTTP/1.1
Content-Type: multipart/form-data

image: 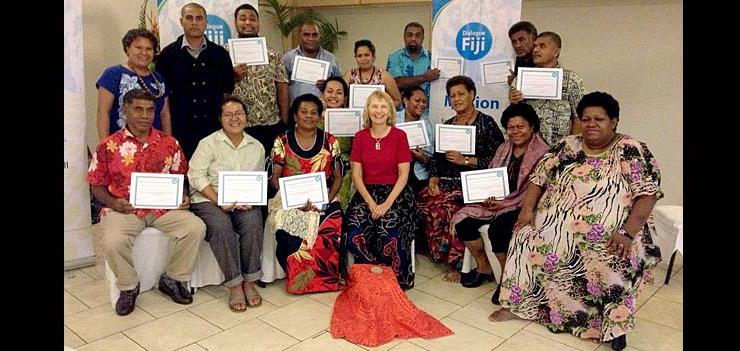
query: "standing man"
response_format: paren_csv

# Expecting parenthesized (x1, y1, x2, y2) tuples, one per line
(508, 21, 538, 74)
(88, 89, 206, 316)
(156, 2, 235, 160)
(230, 3, 289, 156)
(509, 31, 584, 146)
(283, 20, 342, 104)
(386, 22, 439, 108)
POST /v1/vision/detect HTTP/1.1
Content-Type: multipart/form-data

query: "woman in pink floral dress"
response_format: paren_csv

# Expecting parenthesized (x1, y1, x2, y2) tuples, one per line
(489, 92, 662, 351)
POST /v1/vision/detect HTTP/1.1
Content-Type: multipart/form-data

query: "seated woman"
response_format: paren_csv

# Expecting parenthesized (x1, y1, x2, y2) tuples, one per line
(451, 103, 549, 292)
(344, 90, 416, 289)
(264, 93, 345, 294)
(96, 28, 171, 139)
(417, 75, 505, 282)
(343, 39, 402, 109)
(188, 96, 265, 312)
(319, 76, 354, 209)
(489, 92, 663, 351)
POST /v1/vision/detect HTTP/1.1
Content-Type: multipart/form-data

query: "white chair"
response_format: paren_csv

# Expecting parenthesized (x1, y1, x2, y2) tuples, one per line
(652, 205, 683, 284)
(104, 227, 225, 307)
(461, 224, 503, 279)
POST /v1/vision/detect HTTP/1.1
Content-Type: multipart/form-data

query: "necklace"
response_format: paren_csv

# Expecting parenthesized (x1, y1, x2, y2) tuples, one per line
(371, 127, 389, 150)
(129, 65, 165, 98)
(359, 66, 376, 84)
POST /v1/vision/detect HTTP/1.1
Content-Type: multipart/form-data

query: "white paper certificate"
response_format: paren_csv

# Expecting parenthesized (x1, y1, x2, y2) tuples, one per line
(278, 172, 329, 210)
(436, 57, 464, 79)
(228, 37, 268, 66)
(349, 84, 385, 108)
(291, 56, 330, 84)
(461, 167, 510, 203)
(481, 59, 514, 85)
(217, 171, 268, 206)
(129, 173, 184, 209)
(516, 67, 564, 100)
(396, 121, 430, 148)
(324, 108, 363, 137)
(435, 124, 476, 154)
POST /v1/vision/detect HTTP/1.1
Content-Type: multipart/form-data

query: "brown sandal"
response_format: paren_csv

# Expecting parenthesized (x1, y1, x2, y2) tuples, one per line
(244, 283, 262, 307)
(228, 289, 247, 313)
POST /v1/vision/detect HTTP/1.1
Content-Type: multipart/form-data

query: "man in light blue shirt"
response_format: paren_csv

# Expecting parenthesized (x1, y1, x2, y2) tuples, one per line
(283, 21, 342, 104)
(386, 22, 440, 109)
(396, 85, 435, 191)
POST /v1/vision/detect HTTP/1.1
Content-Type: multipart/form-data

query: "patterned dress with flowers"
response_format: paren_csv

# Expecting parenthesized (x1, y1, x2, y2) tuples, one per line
(498, 134, 662, 342)
(271, 129, 345, 294)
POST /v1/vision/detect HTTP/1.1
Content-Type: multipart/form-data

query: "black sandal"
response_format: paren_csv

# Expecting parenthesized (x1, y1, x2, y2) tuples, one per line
(491, 283, 501, 305)
(461, 270, 495, 288)
(610, 335, 626, 351)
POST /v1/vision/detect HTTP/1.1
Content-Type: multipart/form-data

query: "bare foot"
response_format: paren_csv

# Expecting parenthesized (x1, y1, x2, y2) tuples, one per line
(242, 281, 262, 307)
(442, 270, 461, 283)
(488, 308, 520, 322)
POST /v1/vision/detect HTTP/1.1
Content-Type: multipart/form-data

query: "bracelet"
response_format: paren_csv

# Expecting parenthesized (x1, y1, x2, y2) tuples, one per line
(617, 229, 634, 241)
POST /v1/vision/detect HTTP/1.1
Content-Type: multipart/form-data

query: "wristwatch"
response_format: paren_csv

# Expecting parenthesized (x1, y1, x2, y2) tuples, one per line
(617, 228, 634, 241)
(464, 156, 470, 165)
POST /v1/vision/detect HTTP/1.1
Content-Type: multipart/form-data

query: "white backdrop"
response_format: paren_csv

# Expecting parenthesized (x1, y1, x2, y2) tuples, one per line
(65, 0, 94, 269)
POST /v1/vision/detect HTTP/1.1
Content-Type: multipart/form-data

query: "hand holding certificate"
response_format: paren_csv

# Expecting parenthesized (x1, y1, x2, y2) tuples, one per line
(324, 108, 363, 137)
(516, 67, 564, 100)
(217, 171, 268, 206)
(435, 124, 476, 154)
(278, 172, 329, 210)
(129, 172, 184, 209)
(228, 37, 268, 66)
(291, 56, 330, 84)
(396, 121, 430, 148)
(436, 57, 464, 79)
(349, 84, 384, 108)
(460, 167, 510, 203)
(480, 59, 514, 85)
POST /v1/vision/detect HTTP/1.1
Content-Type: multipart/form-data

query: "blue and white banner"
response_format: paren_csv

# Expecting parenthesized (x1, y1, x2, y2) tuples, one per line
(64, 0, 94, 269)
(157, 0, 258, 47)
(430, 0, 521, 127)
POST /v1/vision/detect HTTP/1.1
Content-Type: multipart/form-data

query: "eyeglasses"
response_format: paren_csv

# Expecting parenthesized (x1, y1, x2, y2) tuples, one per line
(222, 111, 247, 119)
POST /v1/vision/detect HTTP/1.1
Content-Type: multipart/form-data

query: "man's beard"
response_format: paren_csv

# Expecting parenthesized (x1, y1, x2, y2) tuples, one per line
(238, 32, 258, 38)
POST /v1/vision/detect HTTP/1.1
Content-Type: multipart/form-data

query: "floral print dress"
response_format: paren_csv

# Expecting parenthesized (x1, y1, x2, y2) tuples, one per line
(499, 134, 663, 342)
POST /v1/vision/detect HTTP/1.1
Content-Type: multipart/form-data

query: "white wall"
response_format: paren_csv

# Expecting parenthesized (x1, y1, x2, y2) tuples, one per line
(80, 0, 682, 205)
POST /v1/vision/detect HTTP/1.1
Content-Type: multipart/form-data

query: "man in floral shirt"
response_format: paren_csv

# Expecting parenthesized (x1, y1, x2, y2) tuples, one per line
(87, 89, 206, 316)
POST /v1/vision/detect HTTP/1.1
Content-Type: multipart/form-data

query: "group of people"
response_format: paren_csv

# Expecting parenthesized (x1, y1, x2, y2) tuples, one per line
(88, 3, 664, 351)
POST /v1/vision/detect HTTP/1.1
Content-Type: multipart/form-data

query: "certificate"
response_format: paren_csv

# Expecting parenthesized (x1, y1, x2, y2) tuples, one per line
(516, 67, 564, 100)
(435, 124, 476, 154)
(278, 172, 329, 210)
(396, 121, 430, 148)
(129, 172, 184, 209)
(217, 171, 268, 206)
(480, 59, 514, 85)
(291, 56, 330, 84)
(349, 84, 384, 108)
(227, 37, 268, 66)
(435, 57, 464, 79)
(324, 108, 363, 137)
(460, 167, 510, 203)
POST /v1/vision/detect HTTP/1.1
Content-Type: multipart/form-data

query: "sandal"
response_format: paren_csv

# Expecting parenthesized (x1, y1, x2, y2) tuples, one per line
(228, 289, 247, 313)
(244, 283, 262, 308)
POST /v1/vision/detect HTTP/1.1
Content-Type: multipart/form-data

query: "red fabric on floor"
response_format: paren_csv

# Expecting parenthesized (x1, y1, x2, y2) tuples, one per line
(330, 264, 453, 346)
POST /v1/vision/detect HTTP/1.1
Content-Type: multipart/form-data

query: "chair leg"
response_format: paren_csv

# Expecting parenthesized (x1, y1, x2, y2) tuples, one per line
(664, 251, 677, 285)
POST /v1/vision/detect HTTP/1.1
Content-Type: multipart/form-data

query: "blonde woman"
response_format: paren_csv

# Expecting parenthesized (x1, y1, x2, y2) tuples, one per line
(344, 90, 417, 289)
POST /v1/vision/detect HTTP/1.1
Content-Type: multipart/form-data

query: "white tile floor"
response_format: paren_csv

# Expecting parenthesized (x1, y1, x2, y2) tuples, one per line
(64, 254, 683, 351)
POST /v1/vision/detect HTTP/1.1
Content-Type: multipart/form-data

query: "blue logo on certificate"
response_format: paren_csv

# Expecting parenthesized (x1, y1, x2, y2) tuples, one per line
(552, 72, 559, 78)
(314, 175, 321, 182)
(456, 22, 492, 60)
(465, 129, 471, 135)
(256, 175, 262, 181)
(206, 15, 231, 46)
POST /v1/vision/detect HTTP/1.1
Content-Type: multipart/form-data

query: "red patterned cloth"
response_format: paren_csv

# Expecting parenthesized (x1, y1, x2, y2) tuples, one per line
(330, 264, 452, 346)
(87, 128, 188, 220)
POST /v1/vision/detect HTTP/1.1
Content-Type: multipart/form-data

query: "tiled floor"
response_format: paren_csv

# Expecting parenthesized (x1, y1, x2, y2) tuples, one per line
(64, 254, 683, 351)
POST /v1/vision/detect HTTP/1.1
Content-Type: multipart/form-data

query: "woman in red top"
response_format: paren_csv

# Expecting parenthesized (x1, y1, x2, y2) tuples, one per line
(344, 90, 417, 289)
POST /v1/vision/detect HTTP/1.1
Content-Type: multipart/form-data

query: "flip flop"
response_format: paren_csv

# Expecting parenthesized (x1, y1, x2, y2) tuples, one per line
(229, 290, 247, 313)
(244, 284, 262, 308)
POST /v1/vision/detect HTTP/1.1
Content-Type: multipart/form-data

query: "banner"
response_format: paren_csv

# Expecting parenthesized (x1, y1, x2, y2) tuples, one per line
(157, 0, 258, 47)
(430, 0, 521, 127)
(64, 0, 94, 269)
